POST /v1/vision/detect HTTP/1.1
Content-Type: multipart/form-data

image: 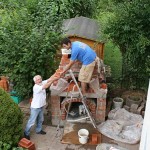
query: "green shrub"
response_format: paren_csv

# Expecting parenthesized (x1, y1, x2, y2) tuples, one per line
(0, 141, 26, 150)
(0, 88, 23, 146)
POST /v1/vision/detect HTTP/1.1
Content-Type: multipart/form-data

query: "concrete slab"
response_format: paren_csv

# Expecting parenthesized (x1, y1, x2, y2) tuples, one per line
(29, 125, 140, 150)
(20, 100, 139, 150)
(30, 125, 96, 150)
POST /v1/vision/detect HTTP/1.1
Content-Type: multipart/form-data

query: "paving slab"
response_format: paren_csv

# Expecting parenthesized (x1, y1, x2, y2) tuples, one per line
(30, 125, 96, 150)
(20, 100, 97, 149)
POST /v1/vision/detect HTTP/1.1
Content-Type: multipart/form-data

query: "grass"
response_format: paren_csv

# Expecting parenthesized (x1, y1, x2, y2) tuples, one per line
(103, 41, 122, 87)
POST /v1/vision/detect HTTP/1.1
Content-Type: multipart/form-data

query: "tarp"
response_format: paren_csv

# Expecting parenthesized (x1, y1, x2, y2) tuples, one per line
(98, 108, 143, 144)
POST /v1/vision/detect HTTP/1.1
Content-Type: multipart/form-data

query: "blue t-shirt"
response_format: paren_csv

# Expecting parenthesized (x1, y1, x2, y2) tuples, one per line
(70, 41, 96, 65)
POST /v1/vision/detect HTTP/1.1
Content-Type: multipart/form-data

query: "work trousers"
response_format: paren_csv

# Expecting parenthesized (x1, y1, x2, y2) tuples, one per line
(24, 107, 44, 136)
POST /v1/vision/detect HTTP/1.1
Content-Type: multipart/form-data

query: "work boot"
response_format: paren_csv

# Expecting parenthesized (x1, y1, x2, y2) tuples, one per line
(24, 132, 30, 140)
(36, 130, 46, 135)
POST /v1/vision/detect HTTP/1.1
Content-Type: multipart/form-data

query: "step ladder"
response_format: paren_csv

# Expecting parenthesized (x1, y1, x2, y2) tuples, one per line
(55, 69, 97, 138)
(68, 69, 97, 128)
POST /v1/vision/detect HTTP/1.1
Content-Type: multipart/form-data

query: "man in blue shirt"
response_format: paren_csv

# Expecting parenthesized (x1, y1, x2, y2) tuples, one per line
(60, 37, 97, 97)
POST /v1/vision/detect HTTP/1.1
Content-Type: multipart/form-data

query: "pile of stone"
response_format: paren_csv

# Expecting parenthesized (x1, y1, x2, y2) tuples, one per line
(123, 95, 146, 117)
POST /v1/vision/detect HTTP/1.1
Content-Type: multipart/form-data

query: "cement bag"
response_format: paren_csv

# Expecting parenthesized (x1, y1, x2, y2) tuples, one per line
(50, 78, 68, 95)
(98, 120, 142, 144)
(108, 108, 143, 127)
(119, 124, 142, 143)
(96, 143, 128, 150)
(89, 78, 100, 93)
(98, 120, 123, 136)
(89, 78, 107, 98)
(98, 108, 143, 144)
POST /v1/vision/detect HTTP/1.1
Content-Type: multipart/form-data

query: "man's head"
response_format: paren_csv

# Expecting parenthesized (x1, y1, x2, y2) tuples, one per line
(61, 37, 71, 50)
(33, 75, 42, 84)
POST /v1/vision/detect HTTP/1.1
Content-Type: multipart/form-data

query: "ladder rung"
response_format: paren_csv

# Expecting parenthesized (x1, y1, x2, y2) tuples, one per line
(68, 69, 97, 129)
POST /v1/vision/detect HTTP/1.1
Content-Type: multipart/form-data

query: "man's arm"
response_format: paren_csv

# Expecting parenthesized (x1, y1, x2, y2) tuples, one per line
(60, 60, 75, 77)
(42, 77, 58, 89)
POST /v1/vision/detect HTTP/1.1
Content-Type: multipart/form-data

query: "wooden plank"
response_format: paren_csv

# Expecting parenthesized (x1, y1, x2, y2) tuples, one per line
(61, 122, 101, 145)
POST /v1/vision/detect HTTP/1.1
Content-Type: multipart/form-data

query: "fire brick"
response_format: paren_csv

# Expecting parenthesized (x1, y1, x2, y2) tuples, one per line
(60, 98, 96, 120)
(18, 138, 35, 150)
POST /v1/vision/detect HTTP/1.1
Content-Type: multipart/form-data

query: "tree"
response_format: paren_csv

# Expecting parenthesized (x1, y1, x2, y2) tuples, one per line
(96, 0, 150, 89)
(61, 0, 98, 18)
(0, 0, 99, 98)
(0, 0, 63, 98)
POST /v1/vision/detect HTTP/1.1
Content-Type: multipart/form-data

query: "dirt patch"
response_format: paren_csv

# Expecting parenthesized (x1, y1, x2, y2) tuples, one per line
(108, 89, 146, 101)
(121, 90, 146, 100)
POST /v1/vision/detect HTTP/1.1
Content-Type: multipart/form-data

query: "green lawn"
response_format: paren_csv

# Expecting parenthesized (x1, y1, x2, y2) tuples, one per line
(104, 41, 122, 82)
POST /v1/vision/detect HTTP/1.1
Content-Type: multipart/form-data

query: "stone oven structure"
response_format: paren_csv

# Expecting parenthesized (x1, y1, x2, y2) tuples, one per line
(49, 16, 107, 126)
(50, 53, 107, 126)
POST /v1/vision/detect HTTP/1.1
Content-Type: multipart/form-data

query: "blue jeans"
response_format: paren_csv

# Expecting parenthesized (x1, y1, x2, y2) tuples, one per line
(24, 107, 44, 136)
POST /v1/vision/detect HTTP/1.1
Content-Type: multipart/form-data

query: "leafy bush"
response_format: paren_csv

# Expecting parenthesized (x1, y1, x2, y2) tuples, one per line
(0, 141, 26, 150)
(0, 88, 23, 146)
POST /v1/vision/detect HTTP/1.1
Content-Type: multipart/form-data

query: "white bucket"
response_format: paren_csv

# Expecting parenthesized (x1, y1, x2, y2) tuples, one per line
(113, 97, 124, 109)
(78, 129, 89, 144)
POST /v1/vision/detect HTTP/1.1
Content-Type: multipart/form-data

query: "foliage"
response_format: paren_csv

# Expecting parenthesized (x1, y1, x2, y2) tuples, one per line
(0, 0, 62, 98)
(0, 88, 23, 146)
(61, 0, 98, 18)
(104, 41, 122, 85)
(0, 141, 26, 150)
(0, 0, 98, 98)
(96, 0, 150, 89)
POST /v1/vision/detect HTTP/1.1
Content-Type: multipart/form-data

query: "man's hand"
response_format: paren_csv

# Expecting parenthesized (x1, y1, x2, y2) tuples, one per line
(50, 77, 59, 82)
(47, 76, 59, 84)
(43, 77, 59, 89)
(60, 71, 65, 78)
(60, 60, 75, 78)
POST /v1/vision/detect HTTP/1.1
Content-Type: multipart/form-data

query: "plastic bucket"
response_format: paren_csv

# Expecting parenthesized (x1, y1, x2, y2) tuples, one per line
(113, 97, 124, 109)
(78, 129, 89, 144)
